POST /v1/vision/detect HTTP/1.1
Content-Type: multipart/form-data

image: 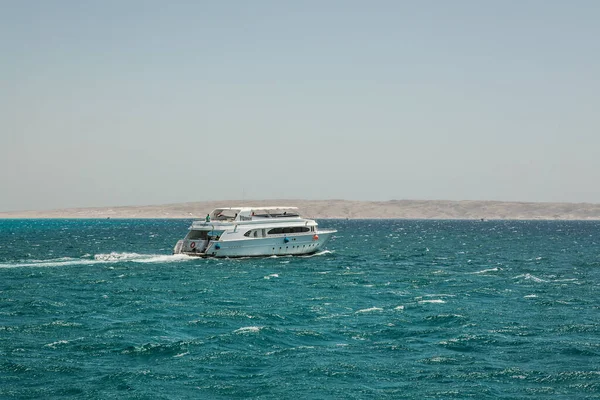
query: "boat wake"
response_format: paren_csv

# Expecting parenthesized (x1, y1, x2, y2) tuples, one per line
(93, 252, 191, 264)
(0, 252, 192, 268)
(1, 249, 334, 268)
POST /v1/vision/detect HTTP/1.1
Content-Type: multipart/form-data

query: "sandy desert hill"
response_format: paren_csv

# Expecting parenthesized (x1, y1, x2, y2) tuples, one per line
(1, 199, 599, 220)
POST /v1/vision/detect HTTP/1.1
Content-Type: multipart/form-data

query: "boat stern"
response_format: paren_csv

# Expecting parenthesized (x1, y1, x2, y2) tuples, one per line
(173, 240, 184, 254)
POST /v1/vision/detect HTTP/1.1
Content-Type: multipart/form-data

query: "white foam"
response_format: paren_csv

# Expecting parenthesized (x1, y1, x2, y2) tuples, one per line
(0, 258, 98, 268)
(524, 294, 538, 298)
(234, 326, 262, 334)
(45, 340, 69, 348)
(0, 252, 193, 268)
(94, 252, 143, 262)
(419, 299, 446, 304)
(44, 337, 83, 348)
(514, 274, 547, 283)
(300, 250, 333, 258)
(131, 254, 191, 263)
(428, 357, 447, 363)
(471, 267, 500, 274)
(355, 307, 383, 313)
(264, 274, 279, 280)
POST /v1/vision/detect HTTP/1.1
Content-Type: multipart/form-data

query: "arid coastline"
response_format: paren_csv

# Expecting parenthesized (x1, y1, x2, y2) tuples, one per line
(1, 199, 599, 220)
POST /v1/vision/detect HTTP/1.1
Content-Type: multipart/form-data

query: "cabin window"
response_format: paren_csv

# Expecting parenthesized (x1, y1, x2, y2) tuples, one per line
(244, 230, 252, 237)
(267, 227, 310, 235)
(187, 230, 208, 240)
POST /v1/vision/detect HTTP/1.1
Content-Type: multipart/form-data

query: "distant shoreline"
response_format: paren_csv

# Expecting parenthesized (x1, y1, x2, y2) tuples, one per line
(1, 199, 600, 220)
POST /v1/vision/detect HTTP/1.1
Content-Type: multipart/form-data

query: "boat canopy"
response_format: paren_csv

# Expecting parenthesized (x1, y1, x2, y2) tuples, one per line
(208, 207, 300, 222)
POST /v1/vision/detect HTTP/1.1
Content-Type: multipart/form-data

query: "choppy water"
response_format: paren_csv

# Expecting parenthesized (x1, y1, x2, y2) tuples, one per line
(1, 219, 599, 399)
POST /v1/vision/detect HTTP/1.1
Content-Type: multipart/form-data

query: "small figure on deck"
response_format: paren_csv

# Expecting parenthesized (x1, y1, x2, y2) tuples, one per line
(205, 214, 211, 222)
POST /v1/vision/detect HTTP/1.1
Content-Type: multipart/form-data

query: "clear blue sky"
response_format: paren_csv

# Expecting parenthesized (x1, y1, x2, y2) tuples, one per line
(1, 1, 599, 211)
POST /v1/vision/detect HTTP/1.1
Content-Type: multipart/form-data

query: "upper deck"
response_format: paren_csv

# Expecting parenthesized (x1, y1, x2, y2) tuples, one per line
(190, 207, 307, 230)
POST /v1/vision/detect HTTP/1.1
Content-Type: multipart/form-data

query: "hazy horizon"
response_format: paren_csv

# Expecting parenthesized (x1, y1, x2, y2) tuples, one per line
(2, 1, 599, 212)
(5, 197, 600, 215)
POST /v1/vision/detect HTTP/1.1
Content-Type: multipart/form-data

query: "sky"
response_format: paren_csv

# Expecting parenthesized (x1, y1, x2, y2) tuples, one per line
(1, 1, 599, 211)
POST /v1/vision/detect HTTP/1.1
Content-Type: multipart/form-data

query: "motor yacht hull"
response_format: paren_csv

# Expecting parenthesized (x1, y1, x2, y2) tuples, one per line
(173, 206, 336, 258)
(174, 230, 335, 258)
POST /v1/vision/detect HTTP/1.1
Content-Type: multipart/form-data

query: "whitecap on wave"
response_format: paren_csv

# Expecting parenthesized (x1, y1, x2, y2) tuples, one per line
(470, 267, 500, 274)
(234, 326, 263, 334)
(355, 307, 383, 313)
(418, 299, 446, 304)
(300, 250, 333, 258)
(514, 273, 547, 283)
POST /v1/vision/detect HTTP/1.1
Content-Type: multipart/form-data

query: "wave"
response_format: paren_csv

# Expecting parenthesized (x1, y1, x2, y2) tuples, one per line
(300, 250, 333, 258)
(0, 252, 193, 268)
(44, 337, 84, 348)
(234, 326, 263, 334)
(470, 267, 500, 274)
(513, 274, 579, 284)
(355, 307, 383, 313)
(513, 273, 548, 283)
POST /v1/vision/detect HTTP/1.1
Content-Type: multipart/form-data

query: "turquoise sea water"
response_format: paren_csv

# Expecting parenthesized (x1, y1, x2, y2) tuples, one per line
(1, 219, 599, 399)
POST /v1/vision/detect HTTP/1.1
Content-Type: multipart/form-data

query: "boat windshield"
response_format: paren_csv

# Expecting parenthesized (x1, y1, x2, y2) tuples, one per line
(186, 230, 208, 240)
(211, 209, 241, 221)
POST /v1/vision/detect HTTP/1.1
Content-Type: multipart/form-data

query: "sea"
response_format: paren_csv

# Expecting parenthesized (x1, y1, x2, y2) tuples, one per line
(1, 219, 599, 399)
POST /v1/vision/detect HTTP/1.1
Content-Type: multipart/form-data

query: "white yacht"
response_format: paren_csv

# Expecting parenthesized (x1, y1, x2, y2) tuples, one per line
(173, 207, 336, 258)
